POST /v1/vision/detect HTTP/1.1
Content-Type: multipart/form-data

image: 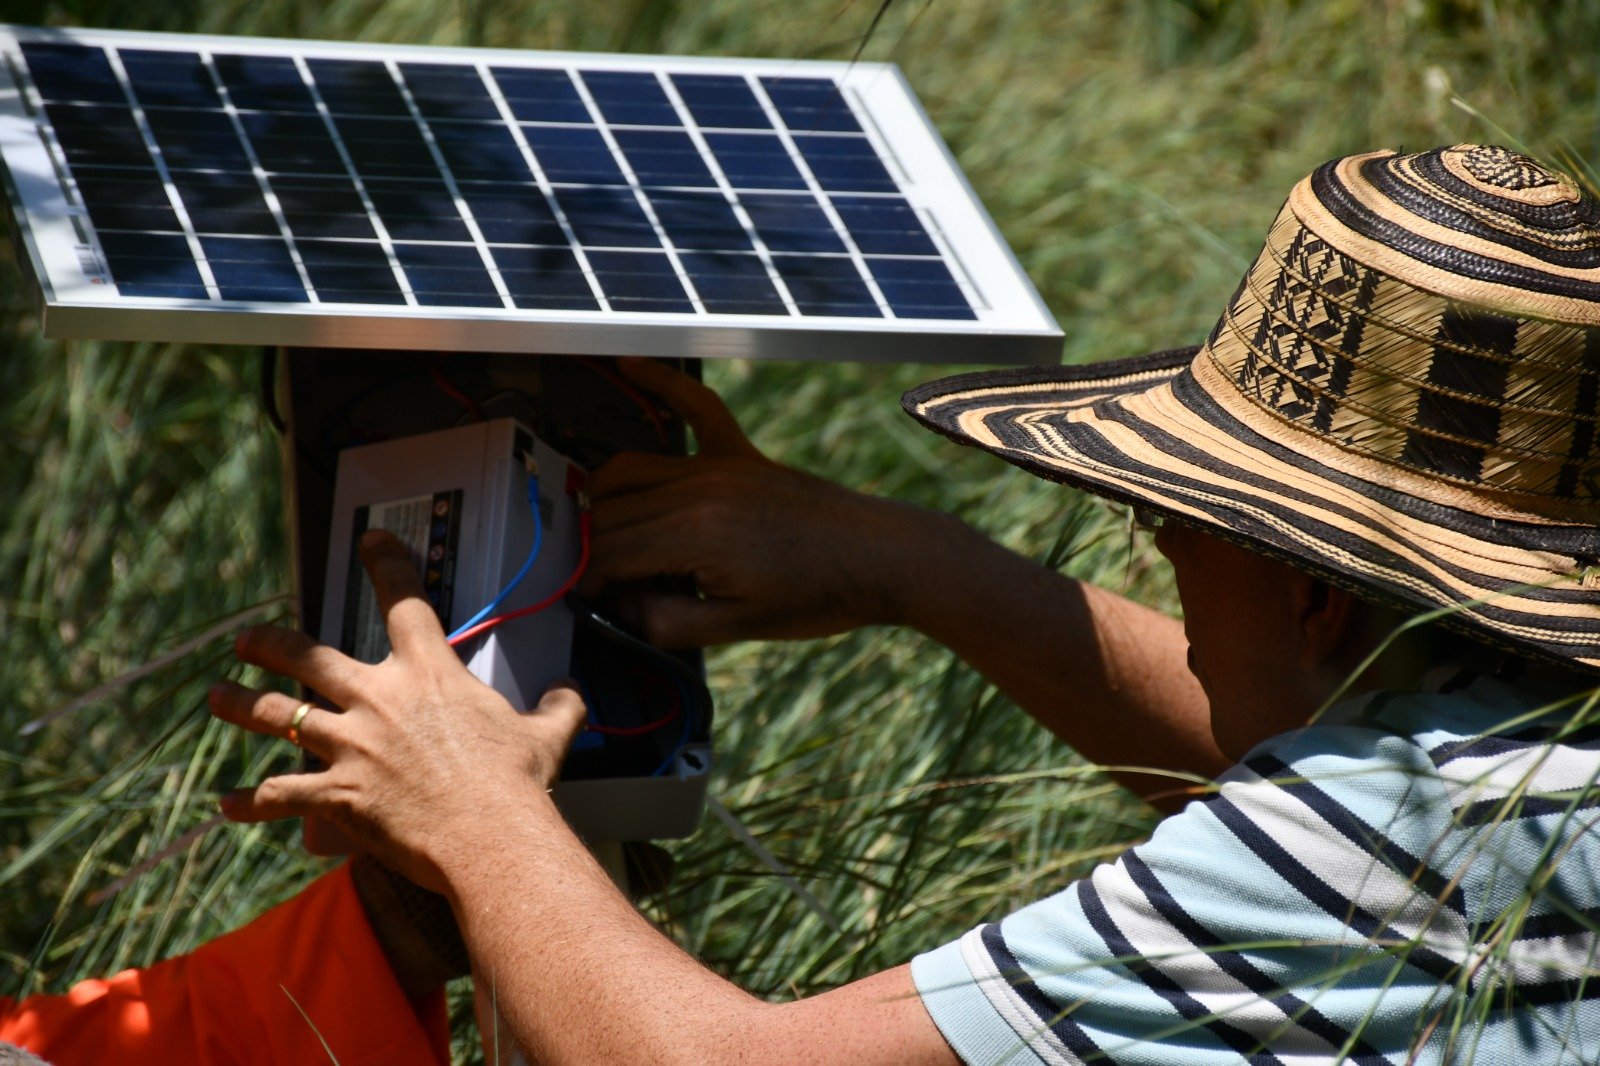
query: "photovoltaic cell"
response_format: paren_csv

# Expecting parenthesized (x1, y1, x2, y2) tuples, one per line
(587, 249, 693, 312)
(491, 68, 590, 124)
(761, 77, 861, 133)
(213, 54, 318, 112)
(670, 74, 769, 130)
(580, 70, 678, 127)
(121, 49, 223, 109)
(7, 33, 1025, 344)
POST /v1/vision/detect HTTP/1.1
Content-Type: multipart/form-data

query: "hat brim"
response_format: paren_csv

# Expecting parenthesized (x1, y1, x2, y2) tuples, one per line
(903, 347, 1600, 673)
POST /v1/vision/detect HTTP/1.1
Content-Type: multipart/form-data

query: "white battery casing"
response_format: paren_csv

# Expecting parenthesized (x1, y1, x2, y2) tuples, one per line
(320, 419, 582, 713)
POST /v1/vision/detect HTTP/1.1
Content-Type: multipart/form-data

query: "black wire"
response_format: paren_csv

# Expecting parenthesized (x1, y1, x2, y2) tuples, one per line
(566, 595, 713, 724)
(258, 348, 286, 435)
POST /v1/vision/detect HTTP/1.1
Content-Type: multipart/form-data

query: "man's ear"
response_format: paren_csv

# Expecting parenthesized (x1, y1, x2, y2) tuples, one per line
(1290, 573, 1360, 670)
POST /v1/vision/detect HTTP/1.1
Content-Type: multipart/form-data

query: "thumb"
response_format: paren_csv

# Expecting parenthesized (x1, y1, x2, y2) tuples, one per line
(531, 680, 588, 754)
(615, 358, 760, 459)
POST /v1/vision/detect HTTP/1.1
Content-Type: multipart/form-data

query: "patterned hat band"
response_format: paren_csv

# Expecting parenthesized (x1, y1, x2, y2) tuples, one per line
(1201, 202, 1600, 521)
(904, 144, 1600, 671)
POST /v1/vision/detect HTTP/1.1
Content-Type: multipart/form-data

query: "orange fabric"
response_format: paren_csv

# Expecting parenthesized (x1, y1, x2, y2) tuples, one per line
(0, 865, 448, 1066)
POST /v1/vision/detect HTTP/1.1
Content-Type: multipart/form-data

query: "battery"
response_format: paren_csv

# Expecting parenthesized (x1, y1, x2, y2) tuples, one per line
(320, 418, 583, 713)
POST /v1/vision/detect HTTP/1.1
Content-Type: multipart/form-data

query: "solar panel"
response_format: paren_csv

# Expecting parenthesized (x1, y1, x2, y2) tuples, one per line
(0, 26, 1061, 363)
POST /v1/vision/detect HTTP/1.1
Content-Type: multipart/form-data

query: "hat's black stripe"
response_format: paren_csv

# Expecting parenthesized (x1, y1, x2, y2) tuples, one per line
(1310, 162, 1600, 303)
(1363, 153, 1600, 266)
(1409, 151, 1600, 245)
(900, 347, 1196, 413)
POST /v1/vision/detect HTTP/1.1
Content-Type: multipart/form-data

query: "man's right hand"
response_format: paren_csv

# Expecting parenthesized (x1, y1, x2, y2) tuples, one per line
(582, 358, 929, 648)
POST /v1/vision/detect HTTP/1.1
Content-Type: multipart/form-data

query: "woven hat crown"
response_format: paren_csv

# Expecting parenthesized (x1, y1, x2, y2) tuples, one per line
(1202, 144, 1600, 523)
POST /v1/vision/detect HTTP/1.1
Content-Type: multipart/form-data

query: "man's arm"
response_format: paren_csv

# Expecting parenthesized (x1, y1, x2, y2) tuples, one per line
(584, 360, 1226, 801)
(209, 538, 958, 1065)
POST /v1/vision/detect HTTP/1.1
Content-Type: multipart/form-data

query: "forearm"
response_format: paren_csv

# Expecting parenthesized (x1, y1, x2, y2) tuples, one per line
(440, 793, 749, 1063)
(440, 797, 940, 1065)
(870, 502, 1228, 801)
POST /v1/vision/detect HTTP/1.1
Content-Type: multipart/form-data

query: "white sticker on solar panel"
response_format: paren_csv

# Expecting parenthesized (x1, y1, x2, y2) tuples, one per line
(0, 27, 1060, 363)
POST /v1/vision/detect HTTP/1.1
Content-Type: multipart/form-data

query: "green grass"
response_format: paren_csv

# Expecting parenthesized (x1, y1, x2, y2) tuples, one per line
(4, 1, 1600, 1059)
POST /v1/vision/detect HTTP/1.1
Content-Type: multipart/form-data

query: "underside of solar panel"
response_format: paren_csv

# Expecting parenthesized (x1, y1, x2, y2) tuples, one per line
(0, 26, 1061, 363)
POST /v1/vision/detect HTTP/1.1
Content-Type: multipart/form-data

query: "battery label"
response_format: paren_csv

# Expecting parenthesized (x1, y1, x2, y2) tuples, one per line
(343, 489, 462, 662)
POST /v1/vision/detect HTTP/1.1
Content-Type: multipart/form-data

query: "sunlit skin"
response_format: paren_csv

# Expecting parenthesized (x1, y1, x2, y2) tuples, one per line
(205, 360, 1440, 1064)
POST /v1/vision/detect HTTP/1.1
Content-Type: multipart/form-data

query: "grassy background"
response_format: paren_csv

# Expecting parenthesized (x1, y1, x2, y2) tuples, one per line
(3, 0, 1598, 1058)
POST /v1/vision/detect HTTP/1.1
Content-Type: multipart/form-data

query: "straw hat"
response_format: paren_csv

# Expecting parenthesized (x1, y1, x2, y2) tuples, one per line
(904, 145, 1600, 672)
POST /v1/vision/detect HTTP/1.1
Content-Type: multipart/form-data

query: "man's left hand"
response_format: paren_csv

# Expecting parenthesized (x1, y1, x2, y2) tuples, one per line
(208, 529, 585, 893)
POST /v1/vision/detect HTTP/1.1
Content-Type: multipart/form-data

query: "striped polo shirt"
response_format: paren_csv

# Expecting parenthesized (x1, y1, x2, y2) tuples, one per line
(912, 666, 1600, 1064)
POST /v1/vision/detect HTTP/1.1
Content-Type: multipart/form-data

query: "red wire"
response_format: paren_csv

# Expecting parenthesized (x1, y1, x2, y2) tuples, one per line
(575, 357, 670, 445)
(447, 511, 592, 647)
(430, 364, 487, 422)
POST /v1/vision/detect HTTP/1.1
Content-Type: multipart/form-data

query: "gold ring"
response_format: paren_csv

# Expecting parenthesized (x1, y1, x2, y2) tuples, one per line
(286, 702, 313, 747)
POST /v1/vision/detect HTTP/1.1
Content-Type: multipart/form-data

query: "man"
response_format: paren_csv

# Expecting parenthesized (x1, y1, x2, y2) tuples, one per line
(210, 144, 1600, 1062)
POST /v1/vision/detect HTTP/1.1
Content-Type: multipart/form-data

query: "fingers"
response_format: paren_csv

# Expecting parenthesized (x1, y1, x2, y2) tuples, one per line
(359, 531, 451, 662)
(218, 773, 332, 823)
(615, 358, 759, 458)
(589, 451, 698, 500)
(235, 625, 365, 705)
(209, 682, 339, 757)
(582, 520, 709, 593)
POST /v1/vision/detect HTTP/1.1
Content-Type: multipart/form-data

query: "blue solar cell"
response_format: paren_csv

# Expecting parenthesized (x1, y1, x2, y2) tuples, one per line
(392, 242, 502, 307)
(522, 125, 625, 185)
(307, 58, 409, 116)
(670, 74, 769, 130)
(329, 116, 436, 177)
(678, 251, 786, 315)
(703, 132, 805, 190)
(145, 108, 252, 171)
(399, 63, 500, 120)
(173, 171, 281, 236)
(196, 235, 308, 301)
(645, 190, 750, 251)
(867, 256, 974, 319)
(580, 71, 678, 127)
(554, 187, 660, 249)
(296, 239, 406, 304)
(490, 68, 590, 124)
(120, 50, 223, 109)
(430, 121, 529, 182)
(830, 195, 937, 255)
(760, 77, 860, 133)
(73, 167, 180, 232)
(587, 249, 692, 312)
(792, 134, 896, 193)
(770, 254, 879, 317)
(491, 245, 599, 311)
(20, 43, 124, 104)
(363, 179, 472, 241)
(240, 112, 347, 174)
(44, 103, 150, 166)
(100, 229, 210, 297)
(459, 184, 566, 245)
(738, 193, 845, 253)
(612, 129, 715, 188)
(213, 54, 318, 113)
(271, 176, 378, 239)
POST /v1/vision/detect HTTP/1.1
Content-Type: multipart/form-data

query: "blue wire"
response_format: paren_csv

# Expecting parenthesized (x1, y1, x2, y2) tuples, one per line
(448, 473, 541, 642)
(649, 674, 697, 777)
